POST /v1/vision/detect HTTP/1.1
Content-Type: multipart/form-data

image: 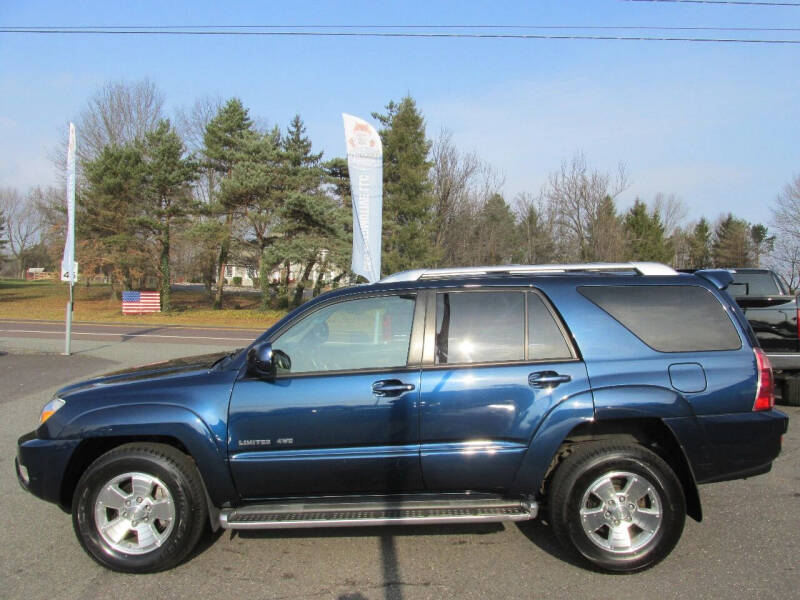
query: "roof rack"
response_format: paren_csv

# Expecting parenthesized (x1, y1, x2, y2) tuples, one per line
(379, 262, 678, 283)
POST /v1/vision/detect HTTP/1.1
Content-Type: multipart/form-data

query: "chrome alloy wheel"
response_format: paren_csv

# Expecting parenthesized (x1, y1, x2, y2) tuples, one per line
(93, 472, 176, 555)
(578, 470, 662, 553)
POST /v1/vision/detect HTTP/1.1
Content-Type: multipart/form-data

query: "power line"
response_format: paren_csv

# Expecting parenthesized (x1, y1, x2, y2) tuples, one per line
(1, 28, 799, 43)
(624, 0, 800, 6)
(4, 24, 800, 31)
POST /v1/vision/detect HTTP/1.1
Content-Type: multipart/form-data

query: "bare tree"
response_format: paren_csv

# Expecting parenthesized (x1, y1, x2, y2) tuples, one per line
(651, 193, 688, 238)
(543, 153, 628, 261)
(50, 79, 166, 186)
(0, 187, 44, 277)
(514, 192, 557, 264)
(770, 174, 800, 288)
(430, 130, 480, 264)
(429, 130, 505, 267)
(78, 78, 165, 161)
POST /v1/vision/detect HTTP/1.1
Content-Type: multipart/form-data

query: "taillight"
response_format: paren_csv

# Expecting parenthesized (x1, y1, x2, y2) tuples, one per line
(753, 348, 775, 411)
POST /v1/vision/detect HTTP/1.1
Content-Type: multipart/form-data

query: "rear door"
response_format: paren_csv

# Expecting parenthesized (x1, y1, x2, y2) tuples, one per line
(418, 288, 591, 492)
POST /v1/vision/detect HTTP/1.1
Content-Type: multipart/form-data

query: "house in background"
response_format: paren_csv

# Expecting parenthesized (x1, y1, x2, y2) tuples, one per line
(219, 259, 344, 288)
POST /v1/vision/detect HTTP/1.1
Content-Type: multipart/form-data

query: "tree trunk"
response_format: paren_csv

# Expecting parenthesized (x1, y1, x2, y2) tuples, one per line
(214, 214, 233, 310)
(292, 260, 316, 308)
(159, 229, 171, 312)
(258, 250, 272, 310)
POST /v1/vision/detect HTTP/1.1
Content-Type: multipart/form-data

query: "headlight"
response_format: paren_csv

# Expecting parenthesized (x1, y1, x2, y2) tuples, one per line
(39, 397, 65, 425)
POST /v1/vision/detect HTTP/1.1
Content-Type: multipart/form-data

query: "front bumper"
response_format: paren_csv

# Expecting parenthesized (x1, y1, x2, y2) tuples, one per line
(16, 430, 81, 508)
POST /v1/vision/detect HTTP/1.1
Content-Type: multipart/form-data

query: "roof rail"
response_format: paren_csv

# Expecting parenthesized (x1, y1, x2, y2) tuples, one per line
(379, 262, 678, 283)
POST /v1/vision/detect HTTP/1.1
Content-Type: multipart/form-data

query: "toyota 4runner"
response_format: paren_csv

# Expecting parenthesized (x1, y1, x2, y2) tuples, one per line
(16, 262, 789, 573)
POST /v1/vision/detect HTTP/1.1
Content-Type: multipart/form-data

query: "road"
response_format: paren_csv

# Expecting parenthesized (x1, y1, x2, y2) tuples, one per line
(0, 318, 263, 345)
(0, 338, 797, 599)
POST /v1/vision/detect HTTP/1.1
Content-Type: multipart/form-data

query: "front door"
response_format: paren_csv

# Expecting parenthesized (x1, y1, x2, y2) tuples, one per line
(228, 293, 424, 498)
(419, 289, 591, 492)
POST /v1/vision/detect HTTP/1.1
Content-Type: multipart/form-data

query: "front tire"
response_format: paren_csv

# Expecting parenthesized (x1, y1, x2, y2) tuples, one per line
(548, 441, 686, 573)
(72, 443, 208, 573)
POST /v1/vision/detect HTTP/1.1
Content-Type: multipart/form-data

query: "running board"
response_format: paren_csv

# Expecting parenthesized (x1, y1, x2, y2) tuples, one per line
(220, 497, 538, 530)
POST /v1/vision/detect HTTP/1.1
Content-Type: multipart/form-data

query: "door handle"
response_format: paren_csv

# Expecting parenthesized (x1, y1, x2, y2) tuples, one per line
(372, 380, 416, 397)
(528, 371, 572, 388)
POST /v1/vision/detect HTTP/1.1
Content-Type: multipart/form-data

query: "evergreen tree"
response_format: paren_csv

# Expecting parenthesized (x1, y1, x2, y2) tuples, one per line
(478, 194, 517, 264)
(749, 223, 774, 267)
(688, 218, 713, 269)
(373, 97, 434, 275)
(80, 144, 149, 296)
(139, 120, 199, 311)
(203, 98, 257, 309)
(713, 214, 754, 267)
(587, 195, 627, 262)
(516, 200, 555, 264)
(623, 199, 673, 263)
(267, 116, 347, 307)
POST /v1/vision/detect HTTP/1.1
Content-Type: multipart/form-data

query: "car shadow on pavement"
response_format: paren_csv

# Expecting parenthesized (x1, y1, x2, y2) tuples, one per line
(226, 524, 505, 600)
(514, 519, 592, 571)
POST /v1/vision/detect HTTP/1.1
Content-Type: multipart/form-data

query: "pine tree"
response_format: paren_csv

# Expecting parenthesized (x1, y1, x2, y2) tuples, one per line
(713, 214, 754, 267)
(203, 98, 257, 309)
(749, 223, 774, 267)
(623, 199, 673, 263)
(688, 218, 713, 269)
(268, 116, 347, 307)
(140, 120, 199, 311)
(372, 97, 434, 275)
(80, 144, 149, 296)
(587, 195, 627, 262)
(478, 194, 517, 264)
(516, 200, 555, 264)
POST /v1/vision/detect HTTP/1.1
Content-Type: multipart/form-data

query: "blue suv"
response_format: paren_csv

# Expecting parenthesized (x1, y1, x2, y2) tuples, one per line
(16, 262, 789, 573)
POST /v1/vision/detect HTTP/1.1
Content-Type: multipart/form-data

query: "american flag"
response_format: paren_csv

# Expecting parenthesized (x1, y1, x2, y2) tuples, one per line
(122, 291, 161, 314)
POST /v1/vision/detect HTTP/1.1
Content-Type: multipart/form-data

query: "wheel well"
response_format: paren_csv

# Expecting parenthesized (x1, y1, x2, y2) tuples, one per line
(543, 418, 702, 522)
(58, 436, 190, 511)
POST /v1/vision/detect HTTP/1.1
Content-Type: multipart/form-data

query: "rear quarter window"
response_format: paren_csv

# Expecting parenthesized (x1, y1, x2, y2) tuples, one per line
(578, 285, 742, 353)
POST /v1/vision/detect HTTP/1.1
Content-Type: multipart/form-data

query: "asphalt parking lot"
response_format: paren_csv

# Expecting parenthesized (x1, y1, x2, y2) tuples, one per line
(1, 337, 797, 600)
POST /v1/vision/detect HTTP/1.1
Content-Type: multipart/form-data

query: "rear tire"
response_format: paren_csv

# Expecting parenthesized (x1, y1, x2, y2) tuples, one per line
(548, 441, 686, 573)
(72, 443, 207, 573)
(780, 376, 800, 406)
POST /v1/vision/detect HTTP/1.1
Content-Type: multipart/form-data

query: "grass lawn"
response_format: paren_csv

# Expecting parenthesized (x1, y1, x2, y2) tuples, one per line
(0, 280, 286, 328)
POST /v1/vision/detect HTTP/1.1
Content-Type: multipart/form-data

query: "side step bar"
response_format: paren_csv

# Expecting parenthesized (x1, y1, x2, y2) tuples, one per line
(220, 497, 538, 530)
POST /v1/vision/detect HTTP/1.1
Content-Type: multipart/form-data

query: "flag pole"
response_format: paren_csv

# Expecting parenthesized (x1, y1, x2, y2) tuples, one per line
(62, 123, 77, 356)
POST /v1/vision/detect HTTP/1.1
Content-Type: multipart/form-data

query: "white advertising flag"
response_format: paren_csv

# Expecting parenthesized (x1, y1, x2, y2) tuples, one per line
(342, 113, 382, 282)
(61, 123, 77, 283)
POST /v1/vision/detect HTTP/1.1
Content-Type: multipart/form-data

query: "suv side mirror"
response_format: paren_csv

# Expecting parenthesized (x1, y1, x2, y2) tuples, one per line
(246, 342, 291, 379)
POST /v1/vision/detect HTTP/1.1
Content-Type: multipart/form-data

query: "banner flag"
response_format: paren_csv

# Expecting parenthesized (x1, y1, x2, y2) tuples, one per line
(342, 113, 382, 283)
(61, 123, 77, 283)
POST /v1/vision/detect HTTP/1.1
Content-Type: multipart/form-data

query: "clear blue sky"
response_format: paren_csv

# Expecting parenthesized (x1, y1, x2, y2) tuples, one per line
(1, 0, 799, 225)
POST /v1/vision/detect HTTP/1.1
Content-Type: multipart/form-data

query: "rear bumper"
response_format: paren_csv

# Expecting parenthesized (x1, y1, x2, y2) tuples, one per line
(16, 430, 80, 507)
(696, 409, 789, 484)
(767, 353, 800, 373)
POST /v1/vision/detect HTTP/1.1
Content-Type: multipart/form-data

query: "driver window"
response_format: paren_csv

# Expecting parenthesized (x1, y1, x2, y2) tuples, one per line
(272, 294, 416, 374)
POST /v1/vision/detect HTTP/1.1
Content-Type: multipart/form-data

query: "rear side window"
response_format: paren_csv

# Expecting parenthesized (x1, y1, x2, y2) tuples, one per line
(528, 293, 573, 360)
(436, 291, 525, 364)
(434, 290, 574, 364)
(579, 285, 741, 352)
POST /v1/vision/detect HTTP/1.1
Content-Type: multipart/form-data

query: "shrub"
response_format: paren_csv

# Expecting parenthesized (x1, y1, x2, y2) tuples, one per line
(232, 276, 242, 286)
